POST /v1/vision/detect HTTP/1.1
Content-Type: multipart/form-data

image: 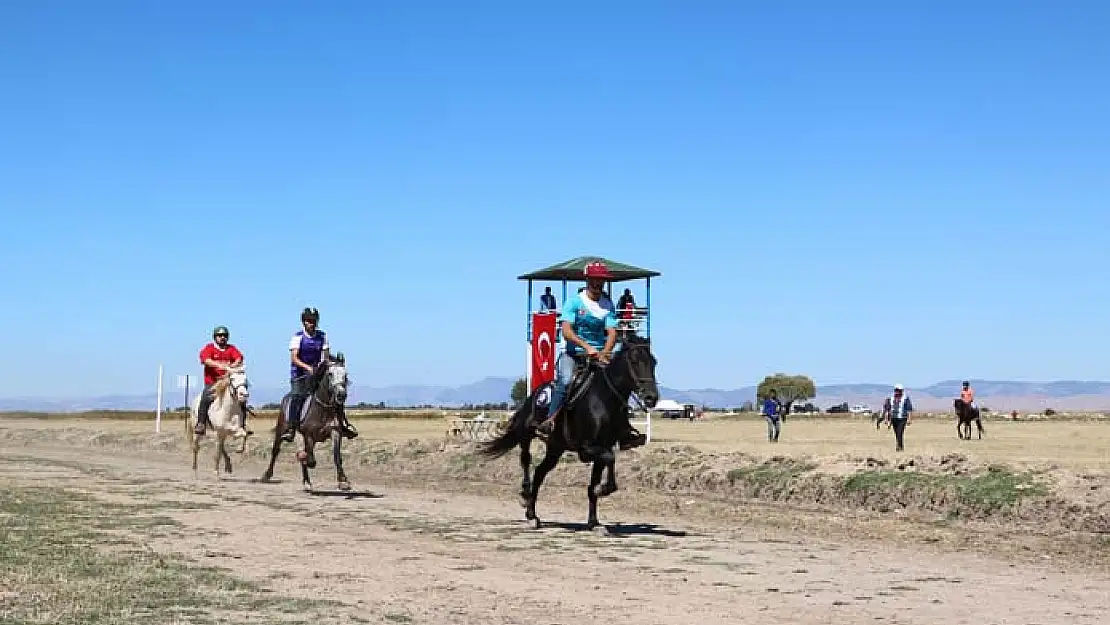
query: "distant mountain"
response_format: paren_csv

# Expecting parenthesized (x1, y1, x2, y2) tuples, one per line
(3, 378, 1110, 412)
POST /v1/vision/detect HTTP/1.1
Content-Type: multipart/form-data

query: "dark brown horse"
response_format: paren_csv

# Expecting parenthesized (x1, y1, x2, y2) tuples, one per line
(260, 354, 352, 491)
(954, 398, 985, 440)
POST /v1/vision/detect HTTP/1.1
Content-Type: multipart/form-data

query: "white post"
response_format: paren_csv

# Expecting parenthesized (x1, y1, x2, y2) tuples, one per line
(644, 409, 652, 444)
(155, 364, 164, 433)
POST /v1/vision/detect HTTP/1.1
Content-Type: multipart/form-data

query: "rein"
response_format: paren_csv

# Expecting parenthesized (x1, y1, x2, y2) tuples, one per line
(309, 362, 344, 410)
(594, 342, 653, 414)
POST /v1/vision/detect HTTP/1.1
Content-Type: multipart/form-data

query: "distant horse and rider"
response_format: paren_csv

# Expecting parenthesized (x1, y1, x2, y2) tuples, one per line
(954, 380, 985, 440)
(953, 401, 985, 440)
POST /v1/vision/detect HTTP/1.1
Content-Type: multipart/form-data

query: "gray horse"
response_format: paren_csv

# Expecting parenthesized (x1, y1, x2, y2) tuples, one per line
(260, 354, 352, 491)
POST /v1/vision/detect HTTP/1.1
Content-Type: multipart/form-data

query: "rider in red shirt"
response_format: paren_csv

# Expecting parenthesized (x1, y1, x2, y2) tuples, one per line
(195, 326, 245, 435)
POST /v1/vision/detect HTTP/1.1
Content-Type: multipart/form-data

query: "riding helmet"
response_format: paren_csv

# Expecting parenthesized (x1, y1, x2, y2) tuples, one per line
(212, 325, 229, 338)
(301, 307, 320, 322)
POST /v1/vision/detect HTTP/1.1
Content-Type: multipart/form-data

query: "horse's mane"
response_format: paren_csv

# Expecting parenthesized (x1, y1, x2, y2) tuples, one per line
(209, 376, 231, 397)
(208, 367, 244, 398)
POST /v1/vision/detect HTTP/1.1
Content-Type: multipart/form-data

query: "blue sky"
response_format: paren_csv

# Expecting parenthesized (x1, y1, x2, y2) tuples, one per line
(2, 0, 1108, 397)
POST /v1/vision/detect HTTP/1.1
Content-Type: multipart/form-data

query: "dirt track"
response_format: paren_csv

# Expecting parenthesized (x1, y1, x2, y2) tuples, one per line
(1, 421, 1108, 624)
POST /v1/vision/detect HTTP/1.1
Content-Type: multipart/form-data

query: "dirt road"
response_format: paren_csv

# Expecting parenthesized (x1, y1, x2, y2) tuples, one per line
(1, 426, 1106, 625)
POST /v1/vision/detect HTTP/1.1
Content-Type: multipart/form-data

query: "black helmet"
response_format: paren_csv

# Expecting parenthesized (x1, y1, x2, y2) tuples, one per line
(962, 380, 970, 386)
(212, 325, 230, 338)
(301, 307, 319, 322)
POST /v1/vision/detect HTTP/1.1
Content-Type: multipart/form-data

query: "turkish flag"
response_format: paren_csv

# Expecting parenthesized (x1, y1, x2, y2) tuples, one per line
(531, 312, 557, 392)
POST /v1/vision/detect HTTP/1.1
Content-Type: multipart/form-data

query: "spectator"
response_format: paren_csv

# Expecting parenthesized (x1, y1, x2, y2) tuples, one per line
(762, 389, 784, 442)
(539, 287, 557, 312)
(617, 288, 636, 311)
(881, 383, 913, 451)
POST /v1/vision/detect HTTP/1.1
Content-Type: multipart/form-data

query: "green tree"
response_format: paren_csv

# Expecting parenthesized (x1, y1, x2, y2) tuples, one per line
(510, 377, 528, 407)
(756, 373, 817, 414)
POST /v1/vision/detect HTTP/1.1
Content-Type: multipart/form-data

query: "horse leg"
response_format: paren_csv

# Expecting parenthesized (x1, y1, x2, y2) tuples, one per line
(260, 416, 284, 482)
(213, 431, 224, 479)
(518, 435, 533, 506)
(587, 450, 615, 529)
(221, 433, 234, 475)
(598, 453, 618, 497)
(524, 443, 563, 529)
(976, 418, 984, 439)
(191, 421, 201, 475)
(301, 441, 315, 492)
(332, 429, 350, 491)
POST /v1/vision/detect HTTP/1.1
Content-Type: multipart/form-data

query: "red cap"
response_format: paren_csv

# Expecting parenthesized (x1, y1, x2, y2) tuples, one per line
(584, 261, 612, 279)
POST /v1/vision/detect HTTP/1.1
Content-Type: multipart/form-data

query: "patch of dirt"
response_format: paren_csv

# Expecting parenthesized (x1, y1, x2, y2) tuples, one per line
(1, 439, 1108, 625)
(4, 424, 1105, 536)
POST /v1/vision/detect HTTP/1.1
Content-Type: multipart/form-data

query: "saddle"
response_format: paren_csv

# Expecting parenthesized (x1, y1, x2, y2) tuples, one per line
(531, 359, 596, 423)
(281, 393, 338, 429)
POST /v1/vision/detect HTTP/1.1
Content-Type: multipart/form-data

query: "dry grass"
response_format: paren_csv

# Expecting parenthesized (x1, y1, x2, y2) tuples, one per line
(0, 486, 348, 625)
(645, 415, 1110, 470)
(4, 412, 1108, 471)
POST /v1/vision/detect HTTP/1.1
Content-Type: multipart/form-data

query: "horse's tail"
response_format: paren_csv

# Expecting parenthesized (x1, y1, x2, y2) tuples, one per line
(478, 404, 529, 460)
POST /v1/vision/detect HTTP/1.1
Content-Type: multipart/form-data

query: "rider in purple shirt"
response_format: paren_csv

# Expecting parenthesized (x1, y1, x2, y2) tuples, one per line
(282, 307, 357, 441)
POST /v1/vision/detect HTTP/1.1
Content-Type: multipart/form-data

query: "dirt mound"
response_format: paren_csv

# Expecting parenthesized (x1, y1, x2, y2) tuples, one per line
(2, 426, 1107, 535)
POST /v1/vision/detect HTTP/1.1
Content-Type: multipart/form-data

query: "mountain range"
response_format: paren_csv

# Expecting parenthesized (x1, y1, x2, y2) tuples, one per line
(3, 378, 1110, 413)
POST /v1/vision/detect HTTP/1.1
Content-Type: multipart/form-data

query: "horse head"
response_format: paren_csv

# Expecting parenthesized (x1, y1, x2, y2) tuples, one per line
(214, 365, 250, 404)
(614, 333, 659, 409)
(320, 355, 349, 405)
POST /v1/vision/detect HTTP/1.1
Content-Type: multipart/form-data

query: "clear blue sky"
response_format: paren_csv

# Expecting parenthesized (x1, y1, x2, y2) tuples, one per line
(2, 0, 1108, 397)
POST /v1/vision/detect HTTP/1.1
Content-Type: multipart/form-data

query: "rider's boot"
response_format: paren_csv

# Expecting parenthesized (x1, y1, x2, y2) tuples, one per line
(618, 424, 647, 450)
(535, 409, 560, 438)
(281, 398, 301, 442)
(338, 405, 358, 439)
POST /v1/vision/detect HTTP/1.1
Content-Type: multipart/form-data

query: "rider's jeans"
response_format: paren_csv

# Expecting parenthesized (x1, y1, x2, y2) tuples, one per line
(289, 377, 311, 422)
(197, 383, 215, 421)
(545, 352, 577, 416)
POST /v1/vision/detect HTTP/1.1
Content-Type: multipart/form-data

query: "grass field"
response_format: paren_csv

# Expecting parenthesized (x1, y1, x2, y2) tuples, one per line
(3, 409, 1108, 471)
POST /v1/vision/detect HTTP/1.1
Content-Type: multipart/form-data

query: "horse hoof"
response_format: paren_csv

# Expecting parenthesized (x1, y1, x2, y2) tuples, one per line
(528, 517, 542, 530)
(303, 483, 313, 493)
(591, 523, 608, 535)
(337, 481, 351, 491)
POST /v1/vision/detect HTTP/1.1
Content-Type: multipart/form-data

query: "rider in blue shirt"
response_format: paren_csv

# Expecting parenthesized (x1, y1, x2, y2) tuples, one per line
(533, 261, 646, 450)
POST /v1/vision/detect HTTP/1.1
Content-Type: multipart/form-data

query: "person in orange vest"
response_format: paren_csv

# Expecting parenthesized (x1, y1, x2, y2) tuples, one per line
(960, 380, 977, 410)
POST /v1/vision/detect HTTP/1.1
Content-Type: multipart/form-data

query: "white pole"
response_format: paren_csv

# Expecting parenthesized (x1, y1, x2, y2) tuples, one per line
(525, 341, 532, 392)
(155, 364, 164, 433)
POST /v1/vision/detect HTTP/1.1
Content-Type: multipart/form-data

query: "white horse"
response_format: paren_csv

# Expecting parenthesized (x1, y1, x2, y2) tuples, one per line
(186, 366, 251, 478)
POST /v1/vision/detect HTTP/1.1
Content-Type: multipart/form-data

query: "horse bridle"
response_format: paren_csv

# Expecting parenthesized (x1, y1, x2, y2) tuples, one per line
(311, 361, 347, 409)
(595, 340, 656, 413)
(228, 372, 249, 402)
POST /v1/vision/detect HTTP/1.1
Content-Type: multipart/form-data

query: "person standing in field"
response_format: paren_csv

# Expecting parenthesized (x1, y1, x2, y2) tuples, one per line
(762, 389, 784, 443)
(881, 383, 913, 451)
